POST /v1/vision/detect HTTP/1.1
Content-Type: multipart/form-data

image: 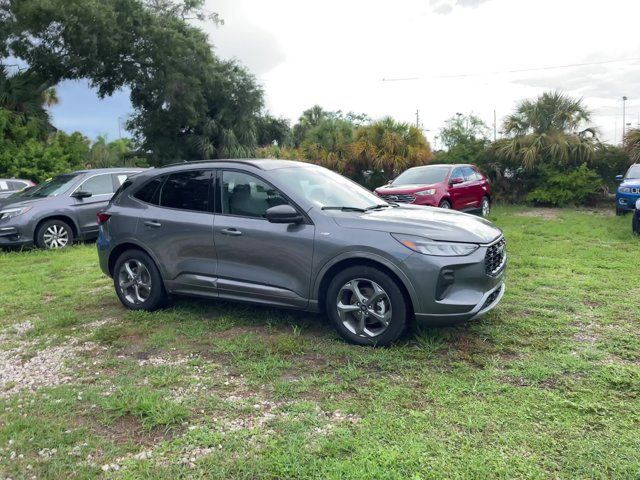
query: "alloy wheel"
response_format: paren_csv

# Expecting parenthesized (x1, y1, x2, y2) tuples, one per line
(336, 279, 392, 338)
(482, 198, 490, 217)
(118, 259, 152, 305)
(43, 224, 69, 249)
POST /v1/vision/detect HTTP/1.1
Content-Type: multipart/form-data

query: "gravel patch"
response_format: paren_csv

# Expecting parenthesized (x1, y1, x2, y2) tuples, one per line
(0, 338, 98, 398)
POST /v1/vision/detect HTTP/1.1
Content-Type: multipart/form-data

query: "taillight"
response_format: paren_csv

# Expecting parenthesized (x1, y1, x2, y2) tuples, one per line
(97, 211, 111, 225)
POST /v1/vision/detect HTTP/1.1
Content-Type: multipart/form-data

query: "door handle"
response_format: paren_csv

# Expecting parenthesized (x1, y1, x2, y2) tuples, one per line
(143, 220, 162, 228)
(220, 228, 242, 236)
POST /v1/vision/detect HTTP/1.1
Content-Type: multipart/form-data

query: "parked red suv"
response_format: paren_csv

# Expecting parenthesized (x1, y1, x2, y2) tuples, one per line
(374, 164, 492, 217)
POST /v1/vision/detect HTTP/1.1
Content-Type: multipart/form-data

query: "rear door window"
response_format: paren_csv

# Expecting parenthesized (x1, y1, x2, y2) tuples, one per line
(159, 170, 213, 212)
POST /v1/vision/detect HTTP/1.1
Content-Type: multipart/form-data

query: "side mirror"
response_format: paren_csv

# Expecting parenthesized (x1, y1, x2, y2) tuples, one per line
(615, 175, 624, 182)
(450, 177, 464, 185)
(72, 190, 92, 199)
(266, 204, 303, 224)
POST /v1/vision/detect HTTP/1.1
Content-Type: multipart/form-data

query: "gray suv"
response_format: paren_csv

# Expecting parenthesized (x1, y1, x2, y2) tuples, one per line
(97, 160, 506, 346)
(0, 168, 142, 249)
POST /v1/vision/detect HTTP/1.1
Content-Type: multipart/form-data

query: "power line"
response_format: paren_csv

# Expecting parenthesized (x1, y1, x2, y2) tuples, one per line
(382, 57, 640, 82)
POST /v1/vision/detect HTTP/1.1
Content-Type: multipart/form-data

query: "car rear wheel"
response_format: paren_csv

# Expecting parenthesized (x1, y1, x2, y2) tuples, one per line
(35, 219, 74, 250)
(439, 199, 451, 209)
(113, 249, 167, 311)
(481, 196, 491, 217)
(326, 266, 408, 346)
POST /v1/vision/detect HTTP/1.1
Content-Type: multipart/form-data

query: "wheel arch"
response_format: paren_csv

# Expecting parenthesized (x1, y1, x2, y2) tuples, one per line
(314, 253, 417, 317)
(34, 215, 80, 239)
(108, 241, 162, 278)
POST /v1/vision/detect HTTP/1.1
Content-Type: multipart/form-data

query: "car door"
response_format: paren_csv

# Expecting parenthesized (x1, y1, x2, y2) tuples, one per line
(213, 169, 315, 308)
(135, 169, 217, 295)
(448, 167, 471, 209)
(462, 166, 483, 208)
(72, 173, 117, 235)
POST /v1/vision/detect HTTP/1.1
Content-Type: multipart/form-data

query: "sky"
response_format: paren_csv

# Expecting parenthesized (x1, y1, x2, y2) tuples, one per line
(49, 0, 640, 147)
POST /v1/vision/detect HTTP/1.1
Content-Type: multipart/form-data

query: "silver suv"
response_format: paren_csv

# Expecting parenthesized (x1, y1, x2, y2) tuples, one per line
(0, 168, 142, 249)
(97, 160, 506, 346)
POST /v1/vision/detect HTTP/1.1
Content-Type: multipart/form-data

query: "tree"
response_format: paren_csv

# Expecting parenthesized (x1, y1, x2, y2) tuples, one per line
(624, 128, 640, 164)
(349, 117, 433, 183)
(256, 114, 291, 147)
(292, 106, 332, 147)
(497, 91, 596, 169)
(301, 118, 356, 171)
(1, 0, 264, 164)
(436, 113, 489, 165)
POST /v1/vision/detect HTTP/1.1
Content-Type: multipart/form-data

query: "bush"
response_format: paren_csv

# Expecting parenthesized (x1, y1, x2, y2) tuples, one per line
(527, 164, 602, 206)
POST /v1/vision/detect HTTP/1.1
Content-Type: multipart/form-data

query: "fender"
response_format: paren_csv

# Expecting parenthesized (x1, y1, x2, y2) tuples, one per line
(312, 250, 420, 312)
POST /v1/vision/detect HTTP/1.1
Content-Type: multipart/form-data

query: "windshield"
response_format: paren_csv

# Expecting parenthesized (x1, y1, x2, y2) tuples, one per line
(392, 166, 450, 185)
(16, 174, 79, 198)
(626, 165, 640, 179)
(276, 166, 385, 210)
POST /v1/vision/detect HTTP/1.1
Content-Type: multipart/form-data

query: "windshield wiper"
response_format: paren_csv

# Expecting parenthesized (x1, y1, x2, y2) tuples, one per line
(321, 206, 366, 212)
(365, 204, 395, 210)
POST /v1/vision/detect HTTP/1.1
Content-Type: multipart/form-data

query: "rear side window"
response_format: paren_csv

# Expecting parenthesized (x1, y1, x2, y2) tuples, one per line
(134, 176, 165, 205)
(159, 170, 212, 212)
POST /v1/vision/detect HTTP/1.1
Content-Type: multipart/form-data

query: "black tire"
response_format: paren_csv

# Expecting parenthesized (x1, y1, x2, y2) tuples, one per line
(325, 266, 408, 346)
(439, 199, 452, 209)
(35, 219, 74, 249)
(633, 213, 639, 235)
(616, 207, 628, 216)
(113, 249, 167, 311)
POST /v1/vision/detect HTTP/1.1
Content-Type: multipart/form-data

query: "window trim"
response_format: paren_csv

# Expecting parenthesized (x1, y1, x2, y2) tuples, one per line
(132, 169, 216, 215)
(216, 168, 312, 224)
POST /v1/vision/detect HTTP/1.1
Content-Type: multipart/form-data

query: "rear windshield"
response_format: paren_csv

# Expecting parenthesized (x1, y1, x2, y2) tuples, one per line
(391, 166, 450, 185)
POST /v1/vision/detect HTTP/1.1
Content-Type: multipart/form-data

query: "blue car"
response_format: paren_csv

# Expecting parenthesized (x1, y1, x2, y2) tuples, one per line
(615, 164, 640, 215)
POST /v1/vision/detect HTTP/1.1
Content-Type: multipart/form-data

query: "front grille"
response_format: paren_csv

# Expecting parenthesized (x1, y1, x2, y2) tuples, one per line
(379, 194, 416, 204)
(485, 237, 506, 276)
(480, 285, 502, 311)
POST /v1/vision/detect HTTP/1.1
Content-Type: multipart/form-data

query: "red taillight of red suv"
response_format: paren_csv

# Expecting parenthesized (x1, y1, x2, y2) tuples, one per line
(97, 211, 112, 225)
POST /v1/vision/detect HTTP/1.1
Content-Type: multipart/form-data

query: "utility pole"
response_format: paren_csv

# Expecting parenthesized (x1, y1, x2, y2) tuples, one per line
(622, 96, 628, 145)
(493, 109, 497, 142)
(415, 109, 420, 129)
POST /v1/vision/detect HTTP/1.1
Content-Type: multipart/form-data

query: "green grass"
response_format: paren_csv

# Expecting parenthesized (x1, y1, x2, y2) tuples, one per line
(0, 206, 639, 479)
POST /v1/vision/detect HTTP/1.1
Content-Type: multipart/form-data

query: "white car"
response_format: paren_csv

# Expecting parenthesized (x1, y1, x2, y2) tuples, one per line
(0, 179, 35, 199)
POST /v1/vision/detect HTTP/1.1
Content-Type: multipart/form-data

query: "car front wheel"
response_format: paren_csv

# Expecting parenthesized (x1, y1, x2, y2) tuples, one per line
(113, 249, 167, 311)
(36, 219, 74, 250)
(439, 199, 451, 209)
(326, 266, 408, 346)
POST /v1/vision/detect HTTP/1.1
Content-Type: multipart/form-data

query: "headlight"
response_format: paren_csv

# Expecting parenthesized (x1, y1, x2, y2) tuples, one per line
(620, 187, 631, 193)
(0, 206, 32, 220)
(391, 233, 479, 256)
(415, 189, 436, 195)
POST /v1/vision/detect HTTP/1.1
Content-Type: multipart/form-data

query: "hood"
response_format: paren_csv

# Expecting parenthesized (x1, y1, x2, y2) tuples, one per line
(375, 183, 441, 195)
(331, 205, 502, 244)
(0, 196, 46, 210)
(621, 179, 640, 187)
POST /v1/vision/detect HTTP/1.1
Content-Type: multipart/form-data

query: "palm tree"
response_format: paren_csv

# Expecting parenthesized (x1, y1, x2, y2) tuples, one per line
(349, 117, 433, 180)
(625, 128, 640, 163)
(0, 67, 56, 136)
(497, 91, 597, 169)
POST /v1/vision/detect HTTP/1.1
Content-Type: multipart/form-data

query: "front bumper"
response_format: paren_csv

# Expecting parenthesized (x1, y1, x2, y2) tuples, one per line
(616, 192, 640, 211)
(403, 237, 506, 326)
(0, 226, 33, 247)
